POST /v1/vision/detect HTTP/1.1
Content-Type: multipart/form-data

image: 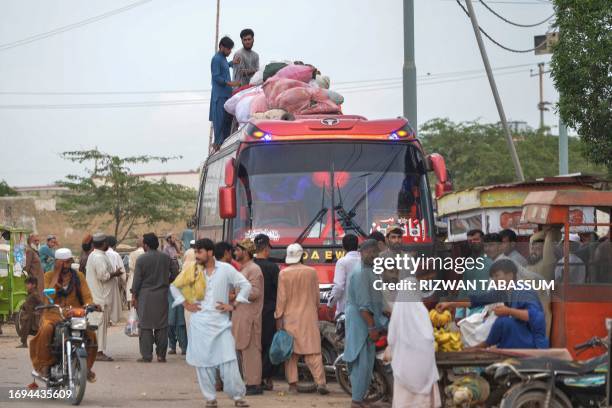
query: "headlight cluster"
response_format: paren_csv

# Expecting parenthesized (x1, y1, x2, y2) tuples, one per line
(70, 317, 87, 330)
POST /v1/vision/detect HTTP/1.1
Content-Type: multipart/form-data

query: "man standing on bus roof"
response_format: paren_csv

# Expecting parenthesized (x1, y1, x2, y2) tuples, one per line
(232, 29, 259, 86)
(210, 36, 240, 152)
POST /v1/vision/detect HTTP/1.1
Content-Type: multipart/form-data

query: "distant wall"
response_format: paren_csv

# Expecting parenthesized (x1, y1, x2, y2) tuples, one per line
(0, 196, 192, 254)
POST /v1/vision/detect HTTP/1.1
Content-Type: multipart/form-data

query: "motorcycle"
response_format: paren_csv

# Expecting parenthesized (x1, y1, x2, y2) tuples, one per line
(333, 313, 394, 402)
(31, 288, 99, 406)
(486, 336, 609, 408)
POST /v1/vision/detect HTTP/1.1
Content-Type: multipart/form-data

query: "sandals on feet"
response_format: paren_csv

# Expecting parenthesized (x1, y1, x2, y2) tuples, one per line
(205, 400, 218, 408)
(234, 400, 249, 407)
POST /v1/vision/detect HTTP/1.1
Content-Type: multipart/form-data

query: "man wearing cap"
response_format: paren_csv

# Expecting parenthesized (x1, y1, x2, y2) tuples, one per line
(253, 234, 280, 391)
(86, 233, 120, 362)
(30, 248, 99, 382)
(169, 238, 252, 407)
(343, 239, 388, 407)
(232, 239, 264, 395)
(275, 243, 328, 395)
(132, 233, 172, 363)
(39, 234, 59, 273)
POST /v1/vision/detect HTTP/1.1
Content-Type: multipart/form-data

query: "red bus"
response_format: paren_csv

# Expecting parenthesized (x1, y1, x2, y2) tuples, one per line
(195, 115, 451, 320)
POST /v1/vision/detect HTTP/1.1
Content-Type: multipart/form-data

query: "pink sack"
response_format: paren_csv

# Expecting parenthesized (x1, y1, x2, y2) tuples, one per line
(275, 87, 312, 114)
(274, 64, 315, 83)
(250, 93, 268, 115)
(263, 77, 308, 107)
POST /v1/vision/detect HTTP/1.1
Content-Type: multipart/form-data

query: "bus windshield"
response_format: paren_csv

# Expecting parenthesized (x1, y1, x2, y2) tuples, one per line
(234, 142, 432, 246)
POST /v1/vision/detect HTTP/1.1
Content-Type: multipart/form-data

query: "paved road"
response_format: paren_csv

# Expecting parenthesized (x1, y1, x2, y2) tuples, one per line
(0, 319, 349, 408)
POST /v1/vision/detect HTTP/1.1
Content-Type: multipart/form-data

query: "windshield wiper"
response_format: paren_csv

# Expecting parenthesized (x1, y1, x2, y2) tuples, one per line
(296, 184, 327, 245)
(335, 181, 368, 238)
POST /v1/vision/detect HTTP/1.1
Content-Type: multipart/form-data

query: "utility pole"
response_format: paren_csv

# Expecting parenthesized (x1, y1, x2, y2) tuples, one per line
(208, 0, 221, 154)
(403, 0, 417, 131)
(464, 0, 525, 182)
(530, 62, 551, 130)
(559, 119, 568, 175)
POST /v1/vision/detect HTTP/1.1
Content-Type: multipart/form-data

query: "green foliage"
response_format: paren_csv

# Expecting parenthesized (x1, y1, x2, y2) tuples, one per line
(420, 118, 606, 190)
(58, 149, 197, 242)
(0, 180, 18, 197)
(550, 0, 612, 173)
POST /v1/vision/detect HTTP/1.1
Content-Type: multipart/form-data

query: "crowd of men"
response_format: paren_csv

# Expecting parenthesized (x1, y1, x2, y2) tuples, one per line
(11, 224, 611, 408)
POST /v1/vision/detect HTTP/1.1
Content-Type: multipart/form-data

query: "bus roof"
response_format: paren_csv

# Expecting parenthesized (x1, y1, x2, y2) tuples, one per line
(247, 115, 411, 140)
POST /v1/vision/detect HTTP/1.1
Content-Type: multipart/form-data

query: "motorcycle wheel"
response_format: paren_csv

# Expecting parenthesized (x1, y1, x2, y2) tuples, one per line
(335, 360, 352, 396)
(500, 382, 572, 408)
(334, 359, 391, 403)
(69, 354, 88, 405)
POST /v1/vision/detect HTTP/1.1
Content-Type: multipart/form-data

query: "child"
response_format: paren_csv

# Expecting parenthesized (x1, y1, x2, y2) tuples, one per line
(437, 259, 548, 349)
(17, 277, 43, 348)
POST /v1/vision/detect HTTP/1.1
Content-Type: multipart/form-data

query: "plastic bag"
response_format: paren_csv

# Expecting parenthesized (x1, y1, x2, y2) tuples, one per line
(235, 94, 256, 124)
(249, 69, 264, 86)
(458, 303, 500, 347)
(224, 85, 261, 115)
(275, 64, 315, 83)
(124, 308, 139, 337)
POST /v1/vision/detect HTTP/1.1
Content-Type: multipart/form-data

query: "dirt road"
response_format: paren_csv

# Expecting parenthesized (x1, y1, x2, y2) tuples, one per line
(0, 321, 350, 408)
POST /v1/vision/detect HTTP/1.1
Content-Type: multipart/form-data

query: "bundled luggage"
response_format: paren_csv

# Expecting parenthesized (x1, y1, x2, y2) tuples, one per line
(225, 60, 344, 126)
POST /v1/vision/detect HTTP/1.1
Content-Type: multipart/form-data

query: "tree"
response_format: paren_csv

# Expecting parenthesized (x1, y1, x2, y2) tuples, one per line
(550, 0, 612, 173)
(0, 180, 18, 197)
(58, 150, 197, 243)
(420, 118, 605, 190)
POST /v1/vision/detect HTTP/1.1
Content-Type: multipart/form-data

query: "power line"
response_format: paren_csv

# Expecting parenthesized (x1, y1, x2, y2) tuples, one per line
(0, 0, 153, 52)
(455, 0, 548, 53)
(0, 98, 209, 110)
(340, 68, 530, 93)
(479, 0, 555, 27)
(442, 0, 551, 4)
(0, 63, 544, 95)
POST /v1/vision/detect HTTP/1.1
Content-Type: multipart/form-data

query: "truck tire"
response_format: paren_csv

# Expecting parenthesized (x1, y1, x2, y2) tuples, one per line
(500, 381, 572, 408)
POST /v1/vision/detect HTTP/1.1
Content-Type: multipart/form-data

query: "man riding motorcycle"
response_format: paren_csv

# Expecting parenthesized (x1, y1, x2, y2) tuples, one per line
(29, 248, 99, 382)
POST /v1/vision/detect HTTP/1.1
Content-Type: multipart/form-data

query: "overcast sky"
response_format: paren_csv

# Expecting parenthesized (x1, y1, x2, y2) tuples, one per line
(0, 0, 558, 186)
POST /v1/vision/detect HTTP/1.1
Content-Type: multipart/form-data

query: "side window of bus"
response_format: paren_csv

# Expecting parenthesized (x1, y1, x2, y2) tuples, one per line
(200, 159, 226, 229)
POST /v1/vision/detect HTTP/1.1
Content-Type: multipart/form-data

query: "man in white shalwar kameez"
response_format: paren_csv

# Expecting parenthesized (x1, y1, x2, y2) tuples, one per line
(106, 236, 126, 324)
(170, 238, 251, 408)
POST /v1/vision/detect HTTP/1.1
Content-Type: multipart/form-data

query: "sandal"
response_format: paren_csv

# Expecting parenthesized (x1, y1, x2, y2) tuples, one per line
(205, 400, 218, 408)
(87, 371, 97, 383)
(234, 400, 249, 407)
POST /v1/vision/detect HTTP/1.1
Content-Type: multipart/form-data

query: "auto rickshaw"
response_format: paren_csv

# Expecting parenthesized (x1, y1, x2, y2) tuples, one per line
(520, 190, 612, 359)
(0, 225, 30, 329)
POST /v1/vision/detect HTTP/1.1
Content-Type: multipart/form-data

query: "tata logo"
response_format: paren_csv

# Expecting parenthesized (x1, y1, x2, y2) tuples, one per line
(321, 118, 339, 126)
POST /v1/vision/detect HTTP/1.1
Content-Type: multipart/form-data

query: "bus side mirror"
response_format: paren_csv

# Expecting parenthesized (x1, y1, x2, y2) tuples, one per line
(427, 153, 453, 199)
(219, 186, 236, 219)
